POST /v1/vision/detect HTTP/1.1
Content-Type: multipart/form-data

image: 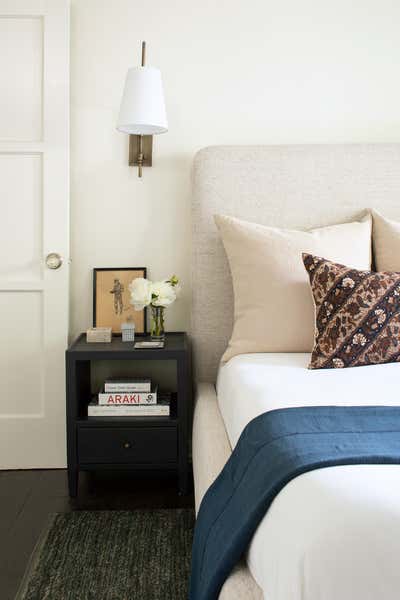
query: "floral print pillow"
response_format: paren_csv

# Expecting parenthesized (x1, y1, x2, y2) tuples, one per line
(303, 253, 400, 369)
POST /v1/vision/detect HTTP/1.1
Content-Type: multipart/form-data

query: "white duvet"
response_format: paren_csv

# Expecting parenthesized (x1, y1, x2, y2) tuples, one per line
(217, 354, 400, 600)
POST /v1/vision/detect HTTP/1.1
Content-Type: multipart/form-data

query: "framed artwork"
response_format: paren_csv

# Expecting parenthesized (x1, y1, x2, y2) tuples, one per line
(93, 267, 147, 334)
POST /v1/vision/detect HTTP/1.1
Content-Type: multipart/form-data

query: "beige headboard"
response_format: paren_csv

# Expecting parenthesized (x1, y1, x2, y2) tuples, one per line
(191, 144, 400, 382)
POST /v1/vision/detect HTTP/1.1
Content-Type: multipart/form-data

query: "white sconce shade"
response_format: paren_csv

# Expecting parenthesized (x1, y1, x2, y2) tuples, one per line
(117, 66, 168, 135)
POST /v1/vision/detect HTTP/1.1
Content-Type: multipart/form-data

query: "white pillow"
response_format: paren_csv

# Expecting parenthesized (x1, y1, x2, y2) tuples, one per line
(372, 210, 400, 271)
(214, 213, 372, 363)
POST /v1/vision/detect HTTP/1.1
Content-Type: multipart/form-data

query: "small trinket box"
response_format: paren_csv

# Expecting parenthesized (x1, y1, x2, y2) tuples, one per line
(86, 327, 112, 343)
(121, 319, 135, 342)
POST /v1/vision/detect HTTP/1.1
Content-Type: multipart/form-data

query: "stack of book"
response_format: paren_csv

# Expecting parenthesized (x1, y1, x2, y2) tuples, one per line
(88, 378, 170, 417)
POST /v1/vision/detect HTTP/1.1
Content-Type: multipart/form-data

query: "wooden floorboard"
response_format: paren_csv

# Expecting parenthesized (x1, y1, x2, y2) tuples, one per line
(0, 469, 194, 599)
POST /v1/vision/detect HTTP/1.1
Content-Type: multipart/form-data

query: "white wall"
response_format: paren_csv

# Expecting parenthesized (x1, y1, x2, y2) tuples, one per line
(70, 0, 400, 337)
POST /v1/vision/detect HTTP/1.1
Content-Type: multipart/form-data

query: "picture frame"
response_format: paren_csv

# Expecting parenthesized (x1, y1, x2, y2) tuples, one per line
(93, 267, 147, 334)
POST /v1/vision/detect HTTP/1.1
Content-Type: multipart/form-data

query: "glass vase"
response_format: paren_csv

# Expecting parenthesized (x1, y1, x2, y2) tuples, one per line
(150, 306, 165, 341)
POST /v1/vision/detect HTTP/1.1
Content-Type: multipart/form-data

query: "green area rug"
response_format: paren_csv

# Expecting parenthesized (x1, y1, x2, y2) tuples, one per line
(17, 509, 195, 600)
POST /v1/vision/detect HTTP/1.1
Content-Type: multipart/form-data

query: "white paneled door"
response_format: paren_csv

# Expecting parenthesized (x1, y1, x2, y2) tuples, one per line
(0, 0, 69, 468)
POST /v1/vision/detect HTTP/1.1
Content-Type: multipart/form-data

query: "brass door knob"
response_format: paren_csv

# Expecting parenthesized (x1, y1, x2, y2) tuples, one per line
(45, 252, 63, 270)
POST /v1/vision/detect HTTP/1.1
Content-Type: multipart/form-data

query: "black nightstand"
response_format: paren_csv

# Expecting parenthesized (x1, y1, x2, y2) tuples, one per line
(66, 332, 192, 497)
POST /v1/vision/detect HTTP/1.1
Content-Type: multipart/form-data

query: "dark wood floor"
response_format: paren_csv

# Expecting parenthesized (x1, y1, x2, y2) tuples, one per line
(0, 469, 194, 600)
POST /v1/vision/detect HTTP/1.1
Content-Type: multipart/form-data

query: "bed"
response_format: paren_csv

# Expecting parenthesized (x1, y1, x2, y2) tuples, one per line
(191, 145, 400, 599)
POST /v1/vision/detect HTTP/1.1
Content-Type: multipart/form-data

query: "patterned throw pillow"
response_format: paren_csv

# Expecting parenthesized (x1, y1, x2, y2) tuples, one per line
(303, 253, 400, 369)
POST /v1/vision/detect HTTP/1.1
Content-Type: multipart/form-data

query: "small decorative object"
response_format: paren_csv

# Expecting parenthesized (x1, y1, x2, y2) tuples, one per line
(93, 267, 147, 335)
(129, 275, 180, 341)
(134, 340, 165, 349)
(86, 327, 112, 343)
(121, 317, 135, 342)
(117, 41, 168, 177)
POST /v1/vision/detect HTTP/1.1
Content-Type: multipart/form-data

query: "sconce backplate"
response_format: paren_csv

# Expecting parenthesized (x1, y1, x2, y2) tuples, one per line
(128, 135, 153, 167)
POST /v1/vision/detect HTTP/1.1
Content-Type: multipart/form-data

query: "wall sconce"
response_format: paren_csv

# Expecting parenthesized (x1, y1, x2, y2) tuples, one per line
(117, 42, 168, 177)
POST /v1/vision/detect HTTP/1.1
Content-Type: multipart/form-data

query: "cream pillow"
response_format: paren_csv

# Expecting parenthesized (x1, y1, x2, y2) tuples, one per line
(214, 213, 372, 363)
(372, 210, 400, 271)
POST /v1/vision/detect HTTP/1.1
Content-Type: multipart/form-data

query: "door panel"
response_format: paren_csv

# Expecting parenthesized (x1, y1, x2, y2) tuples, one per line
(0, 16, 43, 141)
(0, 291, 43, 416)
(0, 0, 69, 468)
(0, 154, 43, 280)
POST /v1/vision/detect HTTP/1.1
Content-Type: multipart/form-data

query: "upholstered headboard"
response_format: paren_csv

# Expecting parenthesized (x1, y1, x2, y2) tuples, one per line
(191, 144, 400, 382)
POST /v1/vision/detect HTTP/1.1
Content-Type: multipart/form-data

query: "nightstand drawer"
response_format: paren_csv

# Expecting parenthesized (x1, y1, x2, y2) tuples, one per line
(78, 427, 177, 464)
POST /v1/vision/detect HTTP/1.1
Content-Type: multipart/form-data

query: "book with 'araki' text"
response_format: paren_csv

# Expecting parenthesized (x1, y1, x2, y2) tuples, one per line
(98, 387, 157, 405)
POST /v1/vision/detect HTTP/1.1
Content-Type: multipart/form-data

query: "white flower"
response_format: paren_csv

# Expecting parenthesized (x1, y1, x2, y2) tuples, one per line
(129, 278, 152, 311)
(151, 280, 177, 307)
(166, 274, 181, 297)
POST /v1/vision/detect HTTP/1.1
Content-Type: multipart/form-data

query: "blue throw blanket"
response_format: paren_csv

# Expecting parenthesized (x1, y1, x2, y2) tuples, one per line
(189, 406, 400, 600)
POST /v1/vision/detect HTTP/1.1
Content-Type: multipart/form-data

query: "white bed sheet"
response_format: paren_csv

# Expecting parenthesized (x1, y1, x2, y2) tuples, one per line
(217, 354, 400, 600)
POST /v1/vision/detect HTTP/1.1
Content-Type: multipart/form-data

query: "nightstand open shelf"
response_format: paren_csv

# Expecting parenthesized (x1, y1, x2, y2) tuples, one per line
(77, 391, 179, 421)
(66, 332, 192, 497)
